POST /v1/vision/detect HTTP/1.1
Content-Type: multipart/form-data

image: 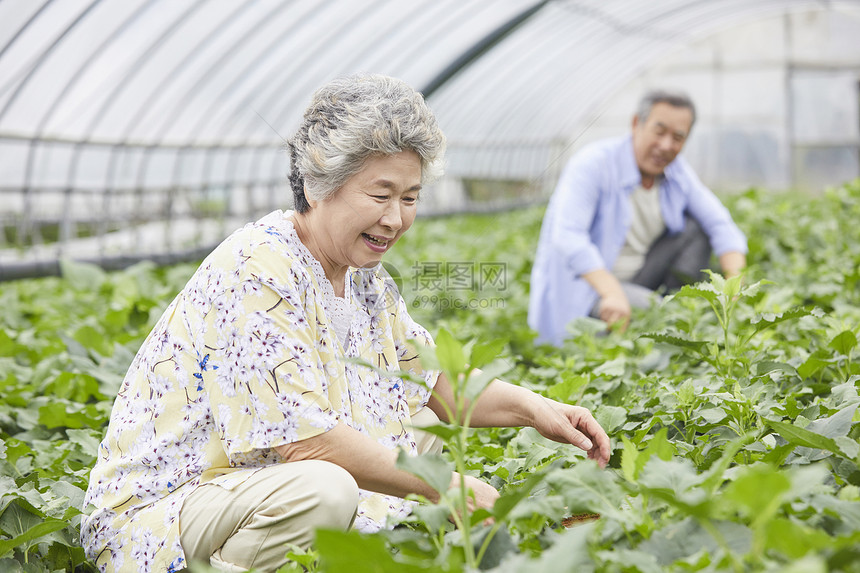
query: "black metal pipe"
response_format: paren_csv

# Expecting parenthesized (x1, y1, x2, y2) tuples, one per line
(420, 0, 550, 98)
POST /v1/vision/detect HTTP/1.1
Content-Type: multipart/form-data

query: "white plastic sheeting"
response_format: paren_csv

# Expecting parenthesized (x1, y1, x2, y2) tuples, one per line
(1, 0, 858, 277)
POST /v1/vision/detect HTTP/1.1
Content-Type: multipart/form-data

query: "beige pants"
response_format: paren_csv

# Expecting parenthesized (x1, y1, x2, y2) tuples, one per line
(179, 407, 443, 571)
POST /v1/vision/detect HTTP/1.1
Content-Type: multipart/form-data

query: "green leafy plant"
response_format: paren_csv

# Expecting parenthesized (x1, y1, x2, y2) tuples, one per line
(2, 180, 860, 571)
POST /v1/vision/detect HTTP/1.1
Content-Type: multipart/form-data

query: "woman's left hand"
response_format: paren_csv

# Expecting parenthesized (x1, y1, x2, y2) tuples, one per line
(530, 397, 611, 468)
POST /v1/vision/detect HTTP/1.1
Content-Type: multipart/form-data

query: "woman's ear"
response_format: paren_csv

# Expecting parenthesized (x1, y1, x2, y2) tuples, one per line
(304, 187, 318, 209)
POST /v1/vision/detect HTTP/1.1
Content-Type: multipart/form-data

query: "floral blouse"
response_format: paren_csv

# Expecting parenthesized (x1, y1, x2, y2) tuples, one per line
(81, 210, 438, 572)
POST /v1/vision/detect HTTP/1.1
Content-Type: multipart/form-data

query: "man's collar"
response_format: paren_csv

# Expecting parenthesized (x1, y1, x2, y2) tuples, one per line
(620, 135, 642, 188)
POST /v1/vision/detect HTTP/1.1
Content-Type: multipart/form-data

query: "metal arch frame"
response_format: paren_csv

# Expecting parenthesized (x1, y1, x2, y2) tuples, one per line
(30, 1, 155, 136)
(3, 0, 105, 246)
(434, 0, 834, 190)
(139, 0, 315, 241)
(421, 0, 550, 98)
(165, 0, 391, 224)
(513, 0, 827, 143)
(117, 0, 267, 144)
(145, 0, 337, 146)
(250, 0, 525, 142)
(182, 0, 392, 143)
(0, 0, 105, 123)
(138, 0, 315, 227)
(5, 0, 210, 249)
(377, 0, 487, 83)
(432, 0, 675, 140)
(428, 6, 562, 139)
(0, 0, 55, 96)
(258, 0, 489, 203)
(113, 0, 270, 252)
(232, 0, 450, 140)
(76, 0, 211, 143)
(123, 0, 326, 231)
(238, 0, 400, 217)
(91, 0, 212, 256)
(32, 2, 159, 245)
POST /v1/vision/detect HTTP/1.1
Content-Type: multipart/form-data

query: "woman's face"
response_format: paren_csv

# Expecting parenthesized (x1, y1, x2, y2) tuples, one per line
(306, 150, 422, 273)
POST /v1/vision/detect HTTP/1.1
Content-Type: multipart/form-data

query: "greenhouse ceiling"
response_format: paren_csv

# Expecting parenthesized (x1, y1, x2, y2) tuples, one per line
(0, 0, 844, 147)
(1, 0, 857, 279)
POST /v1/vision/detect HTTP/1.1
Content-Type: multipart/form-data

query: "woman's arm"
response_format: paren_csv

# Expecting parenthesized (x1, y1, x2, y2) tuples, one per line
(274, 422, 499, 506)
(427, 372, 611, 467)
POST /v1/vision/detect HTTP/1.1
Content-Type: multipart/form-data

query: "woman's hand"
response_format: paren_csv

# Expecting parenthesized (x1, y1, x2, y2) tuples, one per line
(446, 472, 499, 526)
(449, 472, 499, 512)
(530, 397, 611, 468)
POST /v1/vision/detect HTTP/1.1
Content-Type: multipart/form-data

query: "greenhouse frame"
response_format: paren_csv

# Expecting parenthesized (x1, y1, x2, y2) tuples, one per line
(1, 0, 859, 279)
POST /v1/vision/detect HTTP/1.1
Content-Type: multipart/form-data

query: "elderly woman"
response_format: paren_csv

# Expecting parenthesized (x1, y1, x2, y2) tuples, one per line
(81, 74, 610, 572)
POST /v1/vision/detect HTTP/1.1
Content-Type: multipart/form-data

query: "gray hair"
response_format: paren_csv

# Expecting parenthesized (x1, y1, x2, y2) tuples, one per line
(636, 89, 697, 127)
(288, 74, 446, 213)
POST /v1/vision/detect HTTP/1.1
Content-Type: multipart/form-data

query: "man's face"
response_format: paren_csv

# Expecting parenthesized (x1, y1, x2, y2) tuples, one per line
(631, 102, 694, 178)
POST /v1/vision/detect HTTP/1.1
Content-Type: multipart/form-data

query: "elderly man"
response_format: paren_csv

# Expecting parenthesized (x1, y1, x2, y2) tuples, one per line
(529, 90, 747, 346)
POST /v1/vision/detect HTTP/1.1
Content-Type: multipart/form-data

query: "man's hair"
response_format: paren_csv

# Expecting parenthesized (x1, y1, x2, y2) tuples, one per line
(287, 73, 446, 213)
(636, 89, 696, 127)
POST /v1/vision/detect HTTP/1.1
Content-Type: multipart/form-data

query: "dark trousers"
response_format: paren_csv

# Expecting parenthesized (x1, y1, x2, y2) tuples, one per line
(590, 217, 712, 316)
(631, 217, 711, 291)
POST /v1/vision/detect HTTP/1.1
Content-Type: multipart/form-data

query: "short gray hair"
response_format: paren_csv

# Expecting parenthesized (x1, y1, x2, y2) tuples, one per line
(636, 89, 696, 127)
(288, 74, 446, 213)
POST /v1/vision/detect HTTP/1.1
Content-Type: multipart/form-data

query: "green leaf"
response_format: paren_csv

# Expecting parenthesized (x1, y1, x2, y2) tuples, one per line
(638, 458, 709, 516)
(396, 452, 452, 496)
(637, 517, 751, 566)
(593, 357, 626, 377)
(797, 350, 834, 379)
(0, 503, 67, 557)
(644, 427, 675, 462)
(411, 422, 459, 443)
(595, 548, 662, 573)
(763, 517, 831, 559)
(723, 273, 742, 299)
(492, 472, 545, 522)
(462, 358, 511, 403)
(546, 372, 588, 402)
(71, 324, 111, 357)
(722, 464, 791, 521)
(829, 330, 858, 355)
(639, 332, 709, 354)
(671, 282, 720, 307)
(434, 329, 467, 381)
(468, 339, 507, 370)
(594, 405, 627, 433)
(765, 419, 842, 455)
(59, 258, 106, 290)
(547, 462, 627, 521)
(750, 306, 815, 336)
(66, 429, 102, 458)
(316, 529, 429, 572)
(620, 436, 640, 482)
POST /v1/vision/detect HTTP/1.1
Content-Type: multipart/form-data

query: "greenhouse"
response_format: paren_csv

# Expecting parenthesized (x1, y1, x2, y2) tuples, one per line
(1, 1, 859, 571)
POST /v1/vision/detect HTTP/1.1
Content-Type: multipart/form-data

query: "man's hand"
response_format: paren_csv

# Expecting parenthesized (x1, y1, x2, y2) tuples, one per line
(597, 292, 631, 331)
(719, 251, 746, 279)
(583, 268, 631, 332)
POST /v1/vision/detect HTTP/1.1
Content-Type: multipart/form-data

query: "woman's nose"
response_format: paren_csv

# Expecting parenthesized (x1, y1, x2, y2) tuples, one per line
(380, 202, 402, 231)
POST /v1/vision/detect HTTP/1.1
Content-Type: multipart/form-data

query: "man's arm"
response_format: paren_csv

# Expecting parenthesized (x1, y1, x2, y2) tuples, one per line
(582, 268, 630, 331)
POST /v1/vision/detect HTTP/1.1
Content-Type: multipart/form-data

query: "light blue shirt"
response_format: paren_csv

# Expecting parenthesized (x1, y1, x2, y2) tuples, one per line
(528, 135, 747, 346)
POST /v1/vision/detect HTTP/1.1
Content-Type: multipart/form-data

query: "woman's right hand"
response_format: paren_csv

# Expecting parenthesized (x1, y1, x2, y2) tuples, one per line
(449, 472, 499, 512)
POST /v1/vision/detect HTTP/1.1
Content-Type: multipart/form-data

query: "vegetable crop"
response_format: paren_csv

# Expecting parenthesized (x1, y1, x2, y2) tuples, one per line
(1, 181, 859, 572)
